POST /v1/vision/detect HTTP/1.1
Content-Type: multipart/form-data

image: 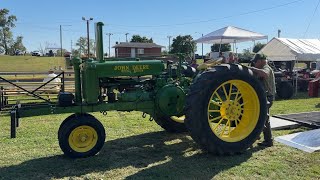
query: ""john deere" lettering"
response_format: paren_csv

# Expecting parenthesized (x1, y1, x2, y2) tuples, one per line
(114, 65, 149, 73)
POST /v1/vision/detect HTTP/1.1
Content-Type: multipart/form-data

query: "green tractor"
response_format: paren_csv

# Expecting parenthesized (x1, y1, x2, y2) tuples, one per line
(11, 22, 267, 158)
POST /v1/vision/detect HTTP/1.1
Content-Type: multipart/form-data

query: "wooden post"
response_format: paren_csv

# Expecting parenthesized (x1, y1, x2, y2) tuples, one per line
(10, 110, 16, 138)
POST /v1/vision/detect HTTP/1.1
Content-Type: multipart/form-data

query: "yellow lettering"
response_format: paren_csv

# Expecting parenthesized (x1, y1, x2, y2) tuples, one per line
(114, 66, 130, 72)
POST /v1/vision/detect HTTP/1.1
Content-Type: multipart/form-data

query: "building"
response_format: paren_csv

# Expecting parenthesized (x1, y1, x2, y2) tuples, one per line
(112, 42, 164, 58)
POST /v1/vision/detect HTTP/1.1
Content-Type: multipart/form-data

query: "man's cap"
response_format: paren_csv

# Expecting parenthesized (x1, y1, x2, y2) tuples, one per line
(252, 53, 267, 62)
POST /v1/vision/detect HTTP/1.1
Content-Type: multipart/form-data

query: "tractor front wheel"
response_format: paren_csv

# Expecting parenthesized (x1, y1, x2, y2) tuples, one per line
(185, 64, 267, 155)
(58, 114, 106, 158)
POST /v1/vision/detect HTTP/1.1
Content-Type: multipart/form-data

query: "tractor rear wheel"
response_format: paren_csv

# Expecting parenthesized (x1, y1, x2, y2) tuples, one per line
(277, 81, 294, 99)
(153, 114, 187, 133)
(185, 64, 267, 155)
(58, 114, 106, 158)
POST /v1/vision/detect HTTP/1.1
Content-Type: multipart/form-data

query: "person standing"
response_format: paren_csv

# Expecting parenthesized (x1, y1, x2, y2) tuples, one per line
(249, 53, 276, 147)
(228, 52, 238, 63)
(219, 52, 227, 63)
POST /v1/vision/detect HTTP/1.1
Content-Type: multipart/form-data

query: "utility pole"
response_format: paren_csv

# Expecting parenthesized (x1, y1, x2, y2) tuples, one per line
(125, 33, 129, 42)
(70, 40, 73, 53)
(278, 29, 281, 38)
(59, 25, 71, 57)
(201, 33, 203, 59)
(106, 33, 113, 57)
(60, 25, 62, 57)
(167, 36, 172, 52)
(82, 17, 93, 58)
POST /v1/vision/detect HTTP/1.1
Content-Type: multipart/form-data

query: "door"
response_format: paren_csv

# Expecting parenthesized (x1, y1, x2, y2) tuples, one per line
(131, 48, 136, 58)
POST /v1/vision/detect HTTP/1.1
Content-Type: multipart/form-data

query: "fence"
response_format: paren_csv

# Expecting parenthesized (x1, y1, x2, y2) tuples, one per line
(0, 71, 75, 112)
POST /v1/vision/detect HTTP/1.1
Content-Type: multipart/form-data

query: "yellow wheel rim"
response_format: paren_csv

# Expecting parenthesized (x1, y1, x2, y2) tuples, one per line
(207, 80, 260, 142)
(68, 125, 98, 153)
(170, 115, 185, 123)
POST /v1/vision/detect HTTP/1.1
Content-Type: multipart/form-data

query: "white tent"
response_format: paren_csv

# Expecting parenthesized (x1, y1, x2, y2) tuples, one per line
(259, 38, 320, 61)
(195, 26, 268, 44)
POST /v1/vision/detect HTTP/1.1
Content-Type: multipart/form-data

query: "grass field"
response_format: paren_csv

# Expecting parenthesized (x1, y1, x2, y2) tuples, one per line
(0, 55, 66, 72)
(0, 55, 319, 179)
(0, 93, 319, 179)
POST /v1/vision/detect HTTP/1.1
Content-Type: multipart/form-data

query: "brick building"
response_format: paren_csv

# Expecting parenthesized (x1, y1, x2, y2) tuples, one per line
(112, 42, 164, 58)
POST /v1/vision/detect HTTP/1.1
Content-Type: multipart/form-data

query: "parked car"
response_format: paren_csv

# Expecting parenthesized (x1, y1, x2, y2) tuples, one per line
(15, 50, 24, 56)
(32, 51, 42, 56)
(64, 52, 72, 57)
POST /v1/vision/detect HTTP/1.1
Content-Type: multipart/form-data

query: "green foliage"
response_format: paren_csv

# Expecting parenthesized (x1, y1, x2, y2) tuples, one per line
(253, 42, 266, 53)
(71, 49, 80, 57)
(161, 50, 169, 55)
(0, 8, 17, 55)
(170, 35, 196, 58)
(75, 37, 95, 56)
(8, 36, 26, 55)
(56, 49, 67, 57)
(238, 49, 255, 63)
(211, 44, 231, 52)
(130, 35, 153, 43)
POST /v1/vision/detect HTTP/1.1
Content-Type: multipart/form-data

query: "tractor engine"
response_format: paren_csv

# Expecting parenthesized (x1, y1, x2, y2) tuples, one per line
(73, 58, 188, 117)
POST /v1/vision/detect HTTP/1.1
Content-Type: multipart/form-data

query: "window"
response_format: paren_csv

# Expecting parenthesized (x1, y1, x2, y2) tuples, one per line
(137, 49, 144, 54)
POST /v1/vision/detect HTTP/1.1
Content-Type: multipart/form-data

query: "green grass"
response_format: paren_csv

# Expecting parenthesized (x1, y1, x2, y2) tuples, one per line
(0, 94, 319, 179)
(0, 55, 66, 72)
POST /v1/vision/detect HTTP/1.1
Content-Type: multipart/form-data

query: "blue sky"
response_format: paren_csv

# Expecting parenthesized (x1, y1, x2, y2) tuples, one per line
(1, 0, 320, 56)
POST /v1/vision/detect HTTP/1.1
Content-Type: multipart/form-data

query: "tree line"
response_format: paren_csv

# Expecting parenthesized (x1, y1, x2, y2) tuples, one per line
(1, 8, 265, 58)
(0, 9, 26, 55)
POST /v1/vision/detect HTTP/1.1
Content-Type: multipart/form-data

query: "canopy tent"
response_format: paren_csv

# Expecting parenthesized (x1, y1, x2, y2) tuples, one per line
(259, 38, 320, 61)
(195, 26, 268, 44)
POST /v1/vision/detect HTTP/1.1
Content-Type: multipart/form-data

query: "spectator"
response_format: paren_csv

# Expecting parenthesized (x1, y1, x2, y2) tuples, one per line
(219, 52, 227, 63)
(43, 69, 61, 92)
(249, 53, 276, 147)
(228, 52, 238, 63)
(190, 59, 198, 69)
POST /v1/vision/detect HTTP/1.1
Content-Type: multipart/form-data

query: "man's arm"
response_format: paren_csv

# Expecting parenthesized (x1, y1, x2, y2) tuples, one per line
(248, 67, 269, 79)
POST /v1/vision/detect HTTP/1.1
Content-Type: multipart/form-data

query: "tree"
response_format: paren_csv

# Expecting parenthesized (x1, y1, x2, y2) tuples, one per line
(56, 49, 67, 57)
(130, 35, 153, 43)
(170, 35, 196, 59)
(252, 42, 266, 53)
(161, 50, 169, 55)
(0, 9, 17, 55)
(71, 49, 80, 57)
(238, 49, 255, 63)
(211, 44, 231, 52)
(75, 37, 95, 56)
(9, 36, 26, 54)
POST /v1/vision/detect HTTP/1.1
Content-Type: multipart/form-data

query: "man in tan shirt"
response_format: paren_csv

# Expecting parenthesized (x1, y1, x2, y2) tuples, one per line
(249, 53, 276, 147)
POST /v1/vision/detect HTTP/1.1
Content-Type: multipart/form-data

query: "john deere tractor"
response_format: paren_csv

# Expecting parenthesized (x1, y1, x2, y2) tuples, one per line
(11, 22, 267, 158)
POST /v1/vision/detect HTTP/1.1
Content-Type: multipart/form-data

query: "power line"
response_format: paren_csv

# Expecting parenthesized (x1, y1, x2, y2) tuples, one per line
(109, 0, 304, 28)
(303, 0, 320, 37)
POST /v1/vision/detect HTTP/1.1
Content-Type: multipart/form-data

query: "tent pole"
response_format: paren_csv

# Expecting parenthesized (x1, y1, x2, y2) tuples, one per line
(295, 57, 298, 96)
(235, 40, 237, 54)
(219, 38, 222, 52)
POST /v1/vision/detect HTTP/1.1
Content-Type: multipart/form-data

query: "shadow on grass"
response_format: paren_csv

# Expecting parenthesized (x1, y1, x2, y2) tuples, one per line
(0, 131, 264, 179)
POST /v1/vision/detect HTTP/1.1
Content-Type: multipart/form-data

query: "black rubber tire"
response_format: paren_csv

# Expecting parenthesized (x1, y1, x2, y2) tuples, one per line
(185, 64, 267, 155)
(277, 81, 294, 99)
(298, 80, 309, 92)
(58, 113, 95, 140)
(58, 114, 106, 158)
(153, 114, 187, 133)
